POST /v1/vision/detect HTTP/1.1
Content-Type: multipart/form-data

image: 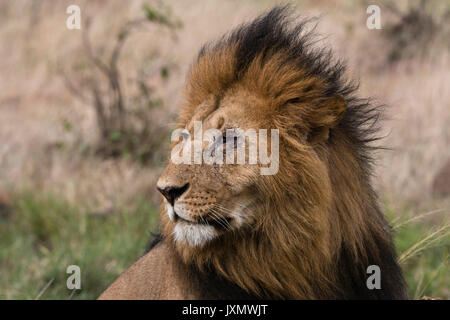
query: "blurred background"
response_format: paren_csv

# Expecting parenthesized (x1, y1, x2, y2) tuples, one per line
(0, 0, 448, 299)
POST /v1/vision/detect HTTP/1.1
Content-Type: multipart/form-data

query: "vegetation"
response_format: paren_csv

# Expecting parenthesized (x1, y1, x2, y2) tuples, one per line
(61, 4, 181, 165)
(381, 0, 450, 62)
(390, 207, 449, 299)
(0, 193, 159, 299)
(0, 0, 448, 300)
(0, 193, 447, 299)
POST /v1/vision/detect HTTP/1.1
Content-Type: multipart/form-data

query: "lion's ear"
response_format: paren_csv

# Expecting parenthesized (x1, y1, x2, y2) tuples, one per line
(306, 94, 347, 144)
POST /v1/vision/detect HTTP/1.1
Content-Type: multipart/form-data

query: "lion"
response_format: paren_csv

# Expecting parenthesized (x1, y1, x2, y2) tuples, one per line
(99, 7, 408, 300)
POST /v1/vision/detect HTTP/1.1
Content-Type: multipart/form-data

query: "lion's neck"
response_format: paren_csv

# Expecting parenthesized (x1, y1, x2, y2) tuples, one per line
(176, 192, 338, 299)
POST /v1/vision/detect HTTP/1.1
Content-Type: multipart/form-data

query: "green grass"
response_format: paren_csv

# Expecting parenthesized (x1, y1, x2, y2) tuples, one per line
(0, 192, 448, 299)
(0, 192, 159, 299)
(388, 207, 449, 299)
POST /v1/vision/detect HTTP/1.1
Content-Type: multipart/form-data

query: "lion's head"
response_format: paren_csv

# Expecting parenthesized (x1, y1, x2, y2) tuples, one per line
(156, 7, 407, 299)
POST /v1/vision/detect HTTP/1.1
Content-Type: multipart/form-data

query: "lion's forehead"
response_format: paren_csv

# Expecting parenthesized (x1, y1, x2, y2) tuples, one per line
(182, 89, 274, 133)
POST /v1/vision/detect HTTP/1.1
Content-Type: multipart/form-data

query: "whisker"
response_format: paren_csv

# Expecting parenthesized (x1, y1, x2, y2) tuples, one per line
(209, 209, 231, 230)
(210, 210, 227, 229)
(215, 203, 243, 217)
(199, 214, 210, 227)
(212, 205, 235, 223)
(214, 204, 234, 213)
(210, 208, 232, 229)
(217, 202, 247, 212)
(211, 210, 230, 229)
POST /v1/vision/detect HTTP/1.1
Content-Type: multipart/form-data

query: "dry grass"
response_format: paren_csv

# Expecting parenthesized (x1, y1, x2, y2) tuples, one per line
(0, 0, 276, 209)
(1, 0, 448, 206)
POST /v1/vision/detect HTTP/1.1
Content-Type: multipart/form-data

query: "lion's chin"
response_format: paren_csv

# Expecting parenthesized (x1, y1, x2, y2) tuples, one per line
(173, 221, 219, 247)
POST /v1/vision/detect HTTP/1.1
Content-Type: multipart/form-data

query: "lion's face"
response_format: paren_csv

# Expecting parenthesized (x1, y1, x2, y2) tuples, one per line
(157, 90, 276, 248)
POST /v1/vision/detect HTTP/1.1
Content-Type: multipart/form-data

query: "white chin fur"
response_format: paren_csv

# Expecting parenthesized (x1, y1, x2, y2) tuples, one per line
(173, 222, 218, 247)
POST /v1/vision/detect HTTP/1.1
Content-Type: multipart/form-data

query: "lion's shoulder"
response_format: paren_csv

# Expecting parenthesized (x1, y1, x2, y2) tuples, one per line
(100, 237, 256, 300)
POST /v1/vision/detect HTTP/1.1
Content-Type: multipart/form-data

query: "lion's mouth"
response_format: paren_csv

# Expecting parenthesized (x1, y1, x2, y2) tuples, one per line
(174, 212, 232, 230)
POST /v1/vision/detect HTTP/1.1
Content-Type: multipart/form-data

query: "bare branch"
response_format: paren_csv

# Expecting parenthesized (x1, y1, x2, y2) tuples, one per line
(81, 16, 111, 78)
(110, 18, 148, 68)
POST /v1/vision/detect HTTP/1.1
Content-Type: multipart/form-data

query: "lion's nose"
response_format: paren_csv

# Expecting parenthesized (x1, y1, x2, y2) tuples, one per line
(157, 183, 190, 206)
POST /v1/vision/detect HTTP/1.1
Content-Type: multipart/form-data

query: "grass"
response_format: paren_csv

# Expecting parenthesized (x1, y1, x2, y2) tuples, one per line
(0, 192, 448, 299)
(0, 192, 159, 299)
(388, 206, 449, 299)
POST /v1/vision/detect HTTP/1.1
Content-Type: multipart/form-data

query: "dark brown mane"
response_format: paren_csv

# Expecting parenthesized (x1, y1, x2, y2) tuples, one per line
(198, 5, 383, 164)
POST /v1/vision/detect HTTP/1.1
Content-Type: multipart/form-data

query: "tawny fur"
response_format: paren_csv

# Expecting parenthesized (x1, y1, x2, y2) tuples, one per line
(100, 6, 407, 300)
